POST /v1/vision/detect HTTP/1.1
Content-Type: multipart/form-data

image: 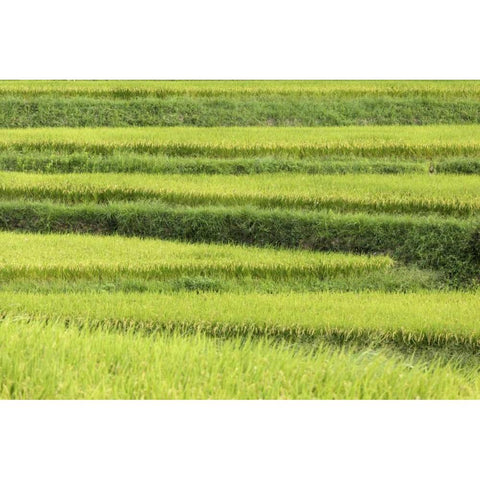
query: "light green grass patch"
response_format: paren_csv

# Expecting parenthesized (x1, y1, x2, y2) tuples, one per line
(2, 291, 480, 348)
(1, 320, 479, 399)
(0, 80, 479, 99)
(1, 125, 480, 157)
(2, 172, 480, 217)
(0, 231, 392, 281)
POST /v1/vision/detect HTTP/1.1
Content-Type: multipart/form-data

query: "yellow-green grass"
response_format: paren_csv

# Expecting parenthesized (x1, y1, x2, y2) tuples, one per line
(0, 151, 433, 175)
(2, 172, 480, 217)
(1, 201, 475, 282)
(3, 320, 480, 399)
(2, 291, 480, 349)
(0, 80, 480, 99)
(0, 231, 391, 282)
(1, 126, 480, 158)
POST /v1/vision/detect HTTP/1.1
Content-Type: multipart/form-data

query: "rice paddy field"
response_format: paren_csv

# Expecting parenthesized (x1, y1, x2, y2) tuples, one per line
(1, 80, 480, 399)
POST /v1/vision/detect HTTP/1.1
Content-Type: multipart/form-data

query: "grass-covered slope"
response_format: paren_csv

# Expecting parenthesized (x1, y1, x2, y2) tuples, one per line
(3, 96, 480, 128)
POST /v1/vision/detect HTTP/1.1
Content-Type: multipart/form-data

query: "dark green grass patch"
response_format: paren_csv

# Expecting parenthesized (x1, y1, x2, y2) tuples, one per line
(0, 151, 430, 175)
(0, 201, 477, 282)
(3, 151, 480, 176)
(2, 96, 480, 128)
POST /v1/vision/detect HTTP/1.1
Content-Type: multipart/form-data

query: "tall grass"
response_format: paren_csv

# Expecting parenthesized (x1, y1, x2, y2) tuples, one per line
(1, 125, 480, 158)
(2, 320, 479, 399)
(2, 96, 480, 128)
(2, 291, 480, 349)
(0, 201, 476, 280)
(0, 231, 391, 281)
(0, 80, 479, 99)
(2, 172, 479, 217)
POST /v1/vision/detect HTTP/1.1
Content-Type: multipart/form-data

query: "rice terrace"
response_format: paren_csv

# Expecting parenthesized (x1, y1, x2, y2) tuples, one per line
(1, 79, 480, 399)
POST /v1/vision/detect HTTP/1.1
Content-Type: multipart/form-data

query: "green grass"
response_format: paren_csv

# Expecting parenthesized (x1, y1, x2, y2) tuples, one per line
(2, 291, 480, 350)
(4, 151, 480, 175)
(1, 125, 480, 158)
(1, 80, 479, 98)
(0, 231, 391, 282)
(0, 151, 434, 175)
(0, 201, 476, 281)
(0, 265, 443, 294)
(2, 172, 479, 217)
(3, 320, 480, 399)
(2, 96, 480, 128)
(0, 231, 441, 293)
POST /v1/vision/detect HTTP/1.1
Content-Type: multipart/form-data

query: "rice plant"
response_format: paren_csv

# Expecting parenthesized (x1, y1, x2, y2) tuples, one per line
(0, 231, 392, 282)
(1, 125, 480, 158)
(2, 320, 479, 399)
(2, 171, 479, 216)
(0, 80, 479, 99)
(2, 290, 480, 350)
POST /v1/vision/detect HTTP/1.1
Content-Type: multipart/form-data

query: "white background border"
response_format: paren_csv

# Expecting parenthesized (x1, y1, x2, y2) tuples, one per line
(1, 401, 479, 479)
(1, 0, 479, 79)
(0, 0, 479, 477)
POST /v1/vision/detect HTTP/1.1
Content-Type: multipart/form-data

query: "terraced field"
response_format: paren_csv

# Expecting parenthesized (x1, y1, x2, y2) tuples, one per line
(1, 80, 479, 399)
